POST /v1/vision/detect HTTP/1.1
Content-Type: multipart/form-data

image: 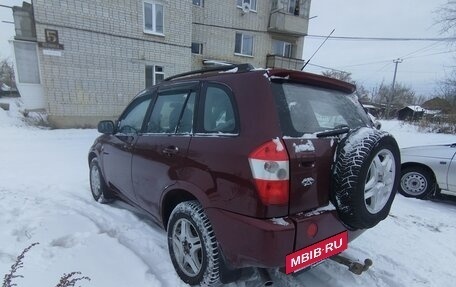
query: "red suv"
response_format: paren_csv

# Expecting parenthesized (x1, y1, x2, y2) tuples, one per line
(88, 64, 400, 286)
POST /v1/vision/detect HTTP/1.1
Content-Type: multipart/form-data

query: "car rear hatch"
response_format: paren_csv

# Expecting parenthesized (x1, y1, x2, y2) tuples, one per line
(270, 75, 371, 214)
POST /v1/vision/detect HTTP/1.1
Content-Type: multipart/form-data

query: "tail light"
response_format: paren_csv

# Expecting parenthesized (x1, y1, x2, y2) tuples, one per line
(248, 139, 289, 205)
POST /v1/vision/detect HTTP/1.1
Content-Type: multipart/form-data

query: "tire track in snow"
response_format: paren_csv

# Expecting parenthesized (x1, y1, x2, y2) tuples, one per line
(58, 199, 185, 287)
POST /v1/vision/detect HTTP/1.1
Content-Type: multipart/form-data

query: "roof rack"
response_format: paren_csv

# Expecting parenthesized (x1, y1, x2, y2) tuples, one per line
(164, 63, 254, 81)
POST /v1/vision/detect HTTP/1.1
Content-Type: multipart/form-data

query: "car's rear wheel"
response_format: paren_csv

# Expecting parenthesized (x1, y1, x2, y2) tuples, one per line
(167, 201, 220, 286)
(89, 158, 114, 203)
(399, 166, 435, 199)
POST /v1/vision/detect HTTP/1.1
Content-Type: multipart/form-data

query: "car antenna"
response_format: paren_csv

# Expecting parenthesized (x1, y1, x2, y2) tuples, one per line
(301, 28, 335, 71)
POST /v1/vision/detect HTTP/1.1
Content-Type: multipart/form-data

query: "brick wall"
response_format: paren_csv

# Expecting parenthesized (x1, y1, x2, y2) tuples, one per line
(30, 0, 308, 127)
(33, 0, 192, 127)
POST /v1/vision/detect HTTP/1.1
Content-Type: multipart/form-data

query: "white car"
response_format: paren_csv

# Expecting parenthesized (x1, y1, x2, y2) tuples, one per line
(400, 143, 456, 199)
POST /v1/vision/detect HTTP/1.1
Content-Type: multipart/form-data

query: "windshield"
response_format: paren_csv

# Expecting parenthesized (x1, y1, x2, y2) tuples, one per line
(272, 82, 371, 137)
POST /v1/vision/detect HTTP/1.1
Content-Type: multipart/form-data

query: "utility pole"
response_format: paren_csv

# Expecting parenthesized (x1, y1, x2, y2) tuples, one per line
(385, 58, 403, 118)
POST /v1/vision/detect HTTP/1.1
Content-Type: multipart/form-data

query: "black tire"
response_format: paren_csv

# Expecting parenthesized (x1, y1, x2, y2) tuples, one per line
(167, 201, 220, 286)
(332, 127, 401, 229)
(399, 166, 436, 199)
(89, 158, 114, 203)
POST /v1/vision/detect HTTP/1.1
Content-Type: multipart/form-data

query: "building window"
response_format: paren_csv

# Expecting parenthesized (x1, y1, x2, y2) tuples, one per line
(192, 0, 203, 7)
(236, 0, 257, 11)
(273, 40, 293, 58)
(144, 1, 164, 35)
(145, 65, 165, 87)
(13, 42, 40, 84)
(272, 0, 303, 16)
(191, 42, 203, 54)
(287, 0, 298, 14)
(234, 33, 254, 56)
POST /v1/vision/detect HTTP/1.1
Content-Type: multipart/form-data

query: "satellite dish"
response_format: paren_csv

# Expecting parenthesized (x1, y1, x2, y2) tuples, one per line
(241, 2, 251, 14)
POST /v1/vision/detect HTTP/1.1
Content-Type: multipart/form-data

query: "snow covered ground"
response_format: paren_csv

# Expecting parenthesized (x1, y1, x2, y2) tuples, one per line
(1, 100, 456, 287)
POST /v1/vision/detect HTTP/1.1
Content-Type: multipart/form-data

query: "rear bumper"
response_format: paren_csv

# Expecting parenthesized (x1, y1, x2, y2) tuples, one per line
(206, 207, 364, 268)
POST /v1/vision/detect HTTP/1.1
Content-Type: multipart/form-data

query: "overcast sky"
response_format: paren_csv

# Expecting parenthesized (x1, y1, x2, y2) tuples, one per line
(303, 0, 452, 97)
(1, 0, 453, 96)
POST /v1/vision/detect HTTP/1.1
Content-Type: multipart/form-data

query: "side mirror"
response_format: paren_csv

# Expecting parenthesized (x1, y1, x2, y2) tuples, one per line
(97, 120, 115, 134)
(374, 121, 382, 130)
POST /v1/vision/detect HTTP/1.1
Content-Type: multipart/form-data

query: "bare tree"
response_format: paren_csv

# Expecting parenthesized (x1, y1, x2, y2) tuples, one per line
(437, 1, 456, 35)
(435, 2, 456, 110)
(322, 70, 355, 84)
(372, 82, 416, 107)
(437, 73, 456, 107)
(0, 59, 16, 89)
(322, 70, 372, 101)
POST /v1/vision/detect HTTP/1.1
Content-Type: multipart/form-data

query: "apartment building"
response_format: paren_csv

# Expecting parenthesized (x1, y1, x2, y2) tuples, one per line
(11, 0, 311, 127)
(192, 0, 310, 70)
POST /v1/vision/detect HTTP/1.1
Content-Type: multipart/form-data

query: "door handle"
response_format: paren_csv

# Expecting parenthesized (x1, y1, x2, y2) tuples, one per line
(162, 146, 179, 156)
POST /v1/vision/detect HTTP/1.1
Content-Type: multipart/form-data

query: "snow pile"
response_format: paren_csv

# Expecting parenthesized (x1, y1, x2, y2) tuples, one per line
(0, 98, 26, 128)
(219, 67, 238, 73)
(273, 137, 285, 151)
(0, 97, 49, 128)
(406, 105, 425, 112)
(270, 218, 290, 226)
(0, 128, 185, 287)
(293, 140, 315, 153)
(380, 120, 456, 148)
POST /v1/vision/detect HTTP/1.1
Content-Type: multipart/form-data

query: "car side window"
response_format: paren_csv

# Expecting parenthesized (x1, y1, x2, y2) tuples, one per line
(118, 95, 152, 134)
(202, 85, 238, 133)
(146, 91, 194, 134)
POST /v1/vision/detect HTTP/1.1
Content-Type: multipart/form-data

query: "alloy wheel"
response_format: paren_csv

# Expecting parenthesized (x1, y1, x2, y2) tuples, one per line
(364, 149, 396, 214)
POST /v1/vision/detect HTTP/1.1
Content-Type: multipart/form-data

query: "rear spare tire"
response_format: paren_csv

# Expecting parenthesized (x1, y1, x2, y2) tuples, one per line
(332, 127, 400, 229)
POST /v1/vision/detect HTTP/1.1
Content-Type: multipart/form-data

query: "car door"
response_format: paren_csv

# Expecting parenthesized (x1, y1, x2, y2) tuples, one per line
(448, 143, 456, 192)
(131, 82, 197, 219)
(102, 91, 152, 202)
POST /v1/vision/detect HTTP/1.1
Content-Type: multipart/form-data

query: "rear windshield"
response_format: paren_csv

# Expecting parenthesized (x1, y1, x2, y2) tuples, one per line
(272, 82, 370, 137)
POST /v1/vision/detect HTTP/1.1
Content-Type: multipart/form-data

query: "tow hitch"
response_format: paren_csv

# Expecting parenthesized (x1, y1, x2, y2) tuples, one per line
(330, 254, 373, 275)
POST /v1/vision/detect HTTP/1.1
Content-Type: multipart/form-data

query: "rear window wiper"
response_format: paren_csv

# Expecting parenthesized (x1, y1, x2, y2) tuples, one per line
(316, 125, 351, 138)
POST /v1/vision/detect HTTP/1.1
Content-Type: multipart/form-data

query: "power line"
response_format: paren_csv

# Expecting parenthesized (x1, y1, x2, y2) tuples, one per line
(358, 62, 394, 84)
(304, 47, 453, 81)
(307, 34, 456, 42)
(339, 49, 455, 69)
(306, 63, 347, 73)
(338, 59, 392, 68)
(325, 41, 448, 70)
(403, 50, 456, 59)
(400, 41, 445, 58)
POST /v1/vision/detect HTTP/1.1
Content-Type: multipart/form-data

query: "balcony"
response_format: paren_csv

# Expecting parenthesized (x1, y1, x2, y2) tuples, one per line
(268, 10, 309, 36)
(13, 3, 36, 41)
(266, 54, 305, 71)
